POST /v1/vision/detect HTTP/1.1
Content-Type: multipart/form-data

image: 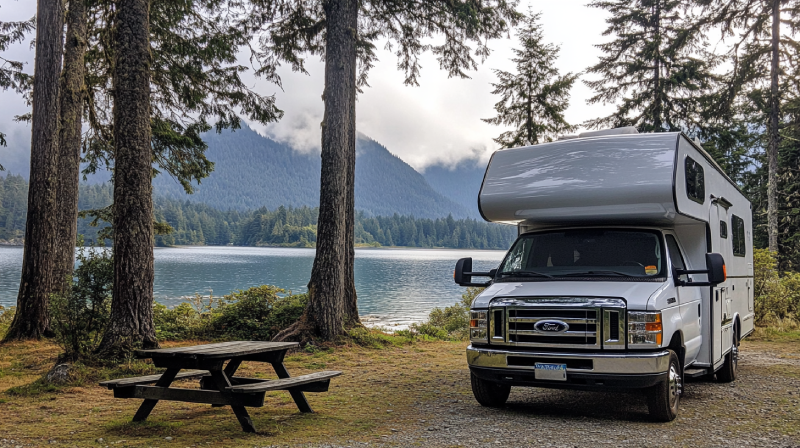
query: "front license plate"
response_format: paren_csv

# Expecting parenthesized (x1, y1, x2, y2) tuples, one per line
(534, 363, 567, 381)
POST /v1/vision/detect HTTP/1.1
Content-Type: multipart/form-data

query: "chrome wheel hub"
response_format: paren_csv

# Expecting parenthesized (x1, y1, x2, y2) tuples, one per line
(668, 364, 682, 408)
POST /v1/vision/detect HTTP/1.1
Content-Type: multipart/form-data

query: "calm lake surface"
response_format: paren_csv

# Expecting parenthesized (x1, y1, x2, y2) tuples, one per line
(0, 246, 506, 328)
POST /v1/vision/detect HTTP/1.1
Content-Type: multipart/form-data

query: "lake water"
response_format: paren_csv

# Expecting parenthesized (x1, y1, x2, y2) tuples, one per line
(0, 246, 506, 328)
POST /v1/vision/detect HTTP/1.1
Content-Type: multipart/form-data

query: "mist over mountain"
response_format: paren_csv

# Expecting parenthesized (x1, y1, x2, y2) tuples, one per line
(153, 126, 479, 219)
(2, 124, 489, 220)
(422, 161, 487, 217)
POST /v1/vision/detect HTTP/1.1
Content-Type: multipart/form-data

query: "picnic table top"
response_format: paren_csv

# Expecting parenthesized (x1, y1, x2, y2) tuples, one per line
(135, 341, 299, 360)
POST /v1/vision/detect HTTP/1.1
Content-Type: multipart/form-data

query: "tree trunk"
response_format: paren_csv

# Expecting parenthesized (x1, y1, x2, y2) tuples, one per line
(526, 73, 533, 145)
(97, 0, 157, 357)
(343, 71, 359, 326)
(305, 0, 358, 340)
(3, 0, 64, 341)
(768, 0, 780, 253)
(54, 0, 88, 293)
(652, 0, 662, 132)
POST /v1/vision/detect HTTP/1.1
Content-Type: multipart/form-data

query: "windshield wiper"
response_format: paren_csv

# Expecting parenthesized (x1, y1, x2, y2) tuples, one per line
(499, 270, 554, 279)
(559, 270, 647, 278)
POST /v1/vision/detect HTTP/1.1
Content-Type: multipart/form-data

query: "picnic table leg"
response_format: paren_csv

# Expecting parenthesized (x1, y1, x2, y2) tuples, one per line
(271, 362, 313, 413)
(209, 370, 256, 433)
(207, 359, 244, 408)
(132, 368, 180, 422)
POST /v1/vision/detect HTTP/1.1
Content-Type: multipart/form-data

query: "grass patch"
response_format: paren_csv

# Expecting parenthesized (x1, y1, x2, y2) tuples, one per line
(748, 326, 800, 343)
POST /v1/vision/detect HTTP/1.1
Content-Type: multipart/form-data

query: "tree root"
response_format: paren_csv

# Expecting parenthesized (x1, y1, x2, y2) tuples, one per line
(272, 314, 316, 343)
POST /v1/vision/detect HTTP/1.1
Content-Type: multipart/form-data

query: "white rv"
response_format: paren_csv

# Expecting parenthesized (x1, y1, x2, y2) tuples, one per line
(455, 129, 754, 421)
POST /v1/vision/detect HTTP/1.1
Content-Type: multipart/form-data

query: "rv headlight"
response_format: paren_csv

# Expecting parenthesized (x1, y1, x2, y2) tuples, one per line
(470, 310, 488, 342)
(627, 311, 663, 347)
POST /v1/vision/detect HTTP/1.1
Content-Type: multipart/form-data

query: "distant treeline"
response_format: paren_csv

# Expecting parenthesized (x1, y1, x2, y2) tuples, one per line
(0, 174, 515, 250)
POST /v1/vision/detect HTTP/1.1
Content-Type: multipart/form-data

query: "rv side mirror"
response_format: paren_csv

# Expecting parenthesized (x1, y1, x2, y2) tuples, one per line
(454, 258, 473, 285)
(705, 253, 726, 285)
(454, 258, 494, 287)
(674, 252, 726, 287)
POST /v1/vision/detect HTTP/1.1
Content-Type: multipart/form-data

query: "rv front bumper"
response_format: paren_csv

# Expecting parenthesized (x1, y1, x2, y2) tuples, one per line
(467, 345, 670, 390)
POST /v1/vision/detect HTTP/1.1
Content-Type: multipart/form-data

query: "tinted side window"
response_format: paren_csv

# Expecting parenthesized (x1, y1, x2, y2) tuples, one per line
(685, 157, 705, 203)
(720, 221, 728, 239)
(732, 215, 746, 256)
(665, 235, 688, 283)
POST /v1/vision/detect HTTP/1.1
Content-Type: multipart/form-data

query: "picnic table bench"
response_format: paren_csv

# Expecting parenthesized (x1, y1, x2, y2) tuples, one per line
(99, 341, 341, 432)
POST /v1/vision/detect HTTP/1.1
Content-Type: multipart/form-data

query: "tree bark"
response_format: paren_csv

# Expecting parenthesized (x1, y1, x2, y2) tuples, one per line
(305, 0, 358, 340)
(54, 0, 88, 293)
(343, 64, 359, 326)
(768, 0, 780, 253)
(97, 0, 157, 357)
(3, 0, 64, 341)
(652, 0, 662, 132)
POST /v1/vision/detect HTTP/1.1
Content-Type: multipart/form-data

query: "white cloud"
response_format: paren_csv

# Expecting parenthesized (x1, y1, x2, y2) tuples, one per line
(1, 0, 617, 171)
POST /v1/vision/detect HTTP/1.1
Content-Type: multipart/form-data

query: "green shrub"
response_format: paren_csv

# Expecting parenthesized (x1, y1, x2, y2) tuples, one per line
(410, 287, 483, 341)
(50, 246, 113, 363)
(753, 248, 800, 328)
(214, 286, 307, 341)
(153, 292, 222, 340)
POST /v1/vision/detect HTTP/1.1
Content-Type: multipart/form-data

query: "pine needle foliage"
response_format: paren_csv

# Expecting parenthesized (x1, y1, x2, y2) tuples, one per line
(0, 8, 35, 158)
(585, 0, 717, 133)
(82, 0, 284, 192)
(482, 10, 576, 147)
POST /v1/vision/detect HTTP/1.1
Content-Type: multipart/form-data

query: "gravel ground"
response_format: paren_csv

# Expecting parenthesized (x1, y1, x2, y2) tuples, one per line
(1, 345, 798, 448)
(263, 346, 800, 448)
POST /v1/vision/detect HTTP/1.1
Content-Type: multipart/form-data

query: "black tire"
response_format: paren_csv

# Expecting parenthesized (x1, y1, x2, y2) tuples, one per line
(470, 371, 511, 407)
(647, 349, 682, 422)
(717, 325, 739, 383)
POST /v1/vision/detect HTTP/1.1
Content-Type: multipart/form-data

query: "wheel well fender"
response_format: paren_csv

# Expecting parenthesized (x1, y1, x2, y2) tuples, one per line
(667, 331, 685, 369)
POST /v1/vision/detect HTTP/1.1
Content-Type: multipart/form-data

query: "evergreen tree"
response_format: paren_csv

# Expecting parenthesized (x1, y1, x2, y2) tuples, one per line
(0, 8, 35, 163)
(4, 0, 64, 341)
(702, 0, 800, 252)
(483, 10, 577, 147)
(585, 0, 716, 132)
(262, 0, 521, 341)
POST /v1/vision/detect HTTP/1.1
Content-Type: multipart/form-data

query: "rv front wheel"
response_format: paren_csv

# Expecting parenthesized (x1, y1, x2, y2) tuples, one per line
(470, 372, 510, 407)
(647, 350, 681, 422)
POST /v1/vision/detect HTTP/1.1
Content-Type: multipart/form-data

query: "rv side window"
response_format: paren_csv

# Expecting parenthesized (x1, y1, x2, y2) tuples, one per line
(720, 221, 728, 239)
(685, 157, 705, 203)
(732, 215, 746, 256)
(665, 235, 688, 283)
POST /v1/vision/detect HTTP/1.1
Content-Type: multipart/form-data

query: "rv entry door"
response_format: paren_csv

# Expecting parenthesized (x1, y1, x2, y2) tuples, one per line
(710, 202, 732, 365)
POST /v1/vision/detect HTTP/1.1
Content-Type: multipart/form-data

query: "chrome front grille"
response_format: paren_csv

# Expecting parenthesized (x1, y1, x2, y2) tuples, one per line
(487, 297, 627, 350)
(507, 308, 600, 348)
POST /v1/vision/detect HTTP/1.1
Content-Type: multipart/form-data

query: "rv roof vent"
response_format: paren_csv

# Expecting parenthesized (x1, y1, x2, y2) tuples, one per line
(578, 126, 639, 138)
(557, 134, 580, 141)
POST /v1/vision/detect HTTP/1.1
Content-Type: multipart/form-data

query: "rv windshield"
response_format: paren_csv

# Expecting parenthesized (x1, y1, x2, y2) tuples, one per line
(498, 229, 665, 280)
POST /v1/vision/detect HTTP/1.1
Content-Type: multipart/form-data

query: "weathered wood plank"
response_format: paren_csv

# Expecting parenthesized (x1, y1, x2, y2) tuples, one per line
(118, 385, 265, 407)
(227, 371, 342, 393)
(136, 341, 299, 360)
(99, 370, 208, 389)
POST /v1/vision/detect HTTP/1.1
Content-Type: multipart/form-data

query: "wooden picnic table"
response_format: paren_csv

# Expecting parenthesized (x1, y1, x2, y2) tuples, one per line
(99, 341, 342, 433)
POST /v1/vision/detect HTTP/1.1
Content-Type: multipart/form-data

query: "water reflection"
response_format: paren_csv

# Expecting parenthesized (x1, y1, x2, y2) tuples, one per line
(0, 246, 506, 328)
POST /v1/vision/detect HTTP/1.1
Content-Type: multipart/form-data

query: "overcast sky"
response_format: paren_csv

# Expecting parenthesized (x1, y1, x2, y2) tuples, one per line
(0, 0, 614, 171)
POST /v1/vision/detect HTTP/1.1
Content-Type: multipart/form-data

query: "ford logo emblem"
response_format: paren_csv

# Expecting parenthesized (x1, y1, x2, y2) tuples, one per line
(534, 320, 569, 333)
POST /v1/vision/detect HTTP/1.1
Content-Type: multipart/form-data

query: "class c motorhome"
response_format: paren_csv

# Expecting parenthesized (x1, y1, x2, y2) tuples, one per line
(455, 128, 754, 421)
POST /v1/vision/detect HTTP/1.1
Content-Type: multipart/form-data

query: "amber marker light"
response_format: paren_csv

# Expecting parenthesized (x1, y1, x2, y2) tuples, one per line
(645, 313, 662, 332)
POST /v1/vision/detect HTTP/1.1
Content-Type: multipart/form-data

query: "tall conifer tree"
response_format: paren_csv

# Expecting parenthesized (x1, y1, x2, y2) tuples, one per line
(4, 0, 64, 341)
(262, 1, 521, 340)
(0, 9, 35, 166)
(483, 10, 576, 147)
(703, 0, 800, 252)
(585, 0, 715, 132)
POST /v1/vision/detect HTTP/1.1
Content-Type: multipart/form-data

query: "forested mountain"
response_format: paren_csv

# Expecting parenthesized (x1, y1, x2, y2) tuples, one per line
(152, 126, 475, 219)
(422, 161, 487, 216)
(0, 174, 515, 249)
